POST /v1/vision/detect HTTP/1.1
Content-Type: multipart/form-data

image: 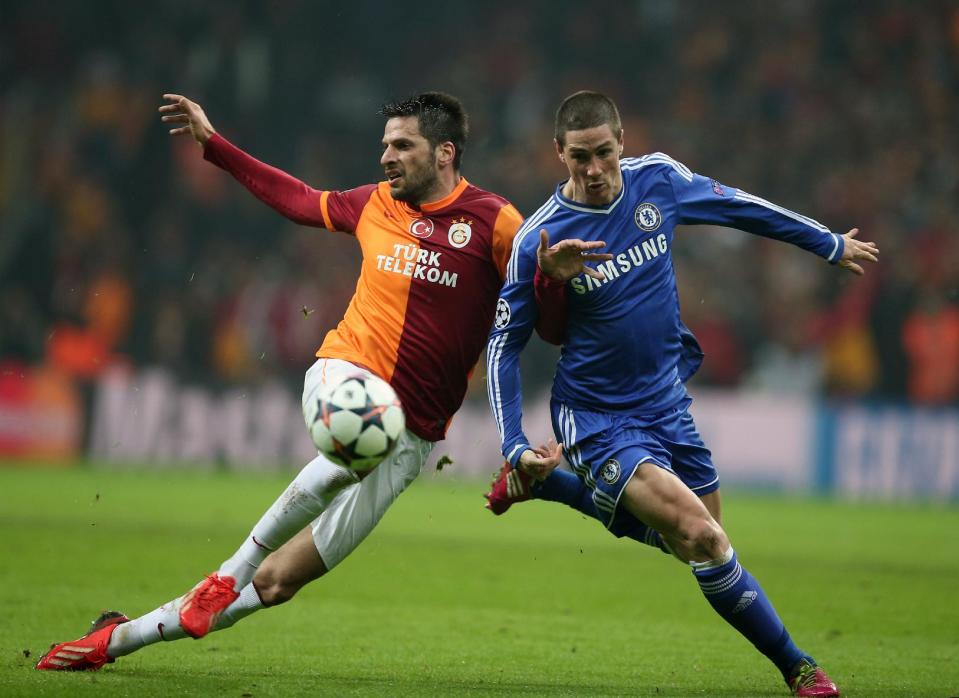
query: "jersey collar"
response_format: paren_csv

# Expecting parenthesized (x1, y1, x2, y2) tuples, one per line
(403, 176, 470, 214)
(553, 167, 628, 215)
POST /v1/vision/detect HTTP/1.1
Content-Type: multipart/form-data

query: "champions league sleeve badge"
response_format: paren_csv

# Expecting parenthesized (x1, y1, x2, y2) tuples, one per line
(634, 203, 662, 232)
(494, 298, 511, 329)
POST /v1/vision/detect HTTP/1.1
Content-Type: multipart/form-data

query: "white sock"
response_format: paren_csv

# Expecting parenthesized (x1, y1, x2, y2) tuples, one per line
(107, 583, 265, 658)
(217, 455, 357, 590)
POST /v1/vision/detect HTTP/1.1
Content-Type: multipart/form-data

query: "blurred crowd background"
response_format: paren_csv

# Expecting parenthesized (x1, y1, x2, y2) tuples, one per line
(2, 0, 958, 406)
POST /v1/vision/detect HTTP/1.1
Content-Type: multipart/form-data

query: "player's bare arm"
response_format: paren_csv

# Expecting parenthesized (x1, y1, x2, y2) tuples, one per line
(537, 229, 612, 282)
(159, 94, 216, 146)
(836, 227, 879, 275)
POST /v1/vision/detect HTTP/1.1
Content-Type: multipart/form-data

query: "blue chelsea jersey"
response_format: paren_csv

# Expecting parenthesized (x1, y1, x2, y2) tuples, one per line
(486, 153, 845, 466)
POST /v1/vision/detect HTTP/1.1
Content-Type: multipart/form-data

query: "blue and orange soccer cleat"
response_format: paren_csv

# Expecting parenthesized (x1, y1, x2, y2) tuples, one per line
(484, 461, 533, 515)
(788, 660, 840, 697)
(179, 572, 239, 639)
(35, 610, 129, 671)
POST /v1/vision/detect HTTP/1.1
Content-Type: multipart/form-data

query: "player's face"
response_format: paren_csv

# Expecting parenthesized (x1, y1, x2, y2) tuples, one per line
(381, 116, 440, 205)
(556, 124, 624, 206)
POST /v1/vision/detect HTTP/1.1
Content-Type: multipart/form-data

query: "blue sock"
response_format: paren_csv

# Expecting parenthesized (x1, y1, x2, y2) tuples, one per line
(533, 469, 667, 552)
(692, 549, 811, 679)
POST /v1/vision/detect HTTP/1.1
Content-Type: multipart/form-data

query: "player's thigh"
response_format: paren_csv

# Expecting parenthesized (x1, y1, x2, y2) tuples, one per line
(620, 463, 709, 536)
(700, 489, 722, 525)
(310, 428, 432, 569)
(621, 464, 727, 561)
(301, 357, 375, 420)
(655, 404, 720, 501)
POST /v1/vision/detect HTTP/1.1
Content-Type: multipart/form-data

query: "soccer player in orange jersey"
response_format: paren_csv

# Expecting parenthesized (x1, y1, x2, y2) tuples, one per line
(36, 92, 529, 670)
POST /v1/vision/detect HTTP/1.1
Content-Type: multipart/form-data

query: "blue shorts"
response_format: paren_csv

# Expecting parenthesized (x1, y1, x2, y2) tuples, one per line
(551, 397, 719, 528)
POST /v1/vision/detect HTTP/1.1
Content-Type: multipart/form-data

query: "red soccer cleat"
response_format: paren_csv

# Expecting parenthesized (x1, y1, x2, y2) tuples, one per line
(788, 660, 840, 697)
(35, 610, 129, 671)
(484, 461, 532, 515)
(179, 573, 239, 639)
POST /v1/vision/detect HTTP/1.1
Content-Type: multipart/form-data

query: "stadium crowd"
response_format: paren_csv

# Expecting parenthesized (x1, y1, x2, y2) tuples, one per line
(2, 0, 957, 404)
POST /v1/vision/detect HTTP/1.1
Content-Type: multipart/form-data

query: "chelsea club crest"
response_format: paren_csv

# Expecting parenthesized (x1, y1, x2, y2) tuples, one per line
(600, 458, 621, 484)
(634, 203, 661, 232)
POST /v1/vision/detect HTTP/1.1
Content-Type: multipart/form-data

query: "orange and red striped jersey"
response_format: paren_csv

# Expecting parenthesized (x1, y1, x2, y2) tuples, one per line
(205, 134, 522, 441)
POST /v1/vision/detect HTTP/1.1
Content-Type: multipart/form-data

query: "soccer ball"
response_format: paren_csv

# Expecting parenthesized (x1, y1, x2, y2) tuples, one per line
(305, 373, 405, 472)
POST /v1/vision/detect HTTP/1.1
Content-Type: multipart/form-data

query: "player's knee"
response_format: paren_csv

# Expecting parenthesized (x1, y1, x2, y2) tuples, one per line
(253, 562, 305, 606)
(684, 518, 728, 561)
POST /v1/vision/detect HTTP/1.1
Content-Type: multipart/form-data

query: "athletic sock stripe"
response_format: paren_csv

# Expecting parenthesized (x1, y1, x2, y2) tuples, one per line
(697, 563, 744, 595)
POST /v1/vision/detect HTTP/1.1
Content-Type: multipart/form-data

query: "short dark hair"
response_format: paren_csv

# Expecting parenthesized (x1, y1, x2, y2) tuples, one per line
(554, 91, 622, 147)
(380, 92, 469, 170)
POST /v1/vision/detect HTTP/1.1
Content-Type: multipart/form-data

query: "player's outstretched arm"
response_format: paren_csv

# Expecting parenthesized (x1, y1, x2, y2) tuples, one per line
(836, 228, 879, 275)
(159, 94, 216, 146)
(157, 93, 332, 229)
(537, 230, 612, 282)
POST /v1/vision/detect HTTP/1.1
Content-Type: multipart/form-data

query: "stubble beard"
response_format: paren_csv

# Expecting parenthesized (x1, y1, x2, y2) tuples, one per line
(390, 161, 439, 206)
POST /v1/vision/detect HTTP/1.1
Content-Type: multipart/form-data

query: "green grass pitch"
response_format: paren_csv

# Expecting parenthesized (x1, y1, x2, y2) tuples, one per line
(1, 464, 957, 697)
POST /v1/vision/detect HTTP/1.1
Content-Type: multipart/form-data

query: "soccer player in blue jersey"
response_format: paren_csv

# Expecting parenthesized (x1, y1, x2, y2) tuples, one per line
(485, 91, 879, 697)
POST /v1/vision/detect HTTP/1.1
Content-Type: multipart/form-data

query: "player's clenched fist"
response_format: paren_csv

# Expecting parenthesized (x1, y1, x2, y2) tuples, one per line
(158, 94, 216, 147)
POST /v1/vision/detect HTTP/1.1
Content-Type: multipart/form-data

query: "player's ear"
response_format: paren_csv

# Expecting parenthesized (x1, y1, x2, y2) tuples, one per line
(436, 141, 455, 168)
(554, 138, 564, 162)
(617, 128, 624, 156)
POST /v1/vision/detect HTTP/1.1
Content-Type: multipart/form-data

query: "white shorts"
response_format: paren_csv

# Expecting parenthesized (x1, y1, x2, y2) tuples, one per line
(301, 358, 433, 569)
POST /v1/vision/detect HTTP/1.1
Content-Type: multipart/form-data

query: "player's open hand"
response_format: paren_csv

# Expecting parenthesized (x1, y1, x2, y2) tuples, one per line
(537, 229, 613, 282)
(159, 94, 216, 147)
(518, 438, 563, 481)
(837, 228, 879, 276)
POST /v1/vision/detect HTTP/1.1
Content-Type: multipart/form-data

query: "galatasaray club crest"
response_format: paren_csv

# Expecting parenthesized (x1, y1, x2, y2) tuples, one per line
(409, 217, 434, 239)
(600, 458, 621, 484)
(634, 203, 661, 232)
(448, 217, 473, 248)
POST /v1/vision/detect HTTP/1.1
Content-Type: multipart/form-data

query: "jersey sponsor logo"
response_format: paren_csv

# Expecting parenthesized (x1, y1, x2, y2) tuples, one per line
(570, 232, 669, 295)
(376, 243, 458, 287)
(599, 458, 621, 484)
(448, 218, 472, 248)
(409, 217, 434, 239)
(634, 203, 661, 231)
(494, 298, 511, 329)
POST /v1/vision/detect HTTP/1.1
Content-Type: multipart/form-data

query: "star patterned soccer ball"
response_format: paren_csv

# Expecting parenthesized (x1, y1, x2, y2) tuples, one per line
(305, 373, 405, 472)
